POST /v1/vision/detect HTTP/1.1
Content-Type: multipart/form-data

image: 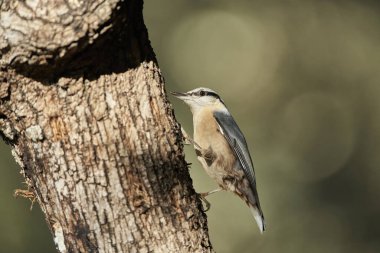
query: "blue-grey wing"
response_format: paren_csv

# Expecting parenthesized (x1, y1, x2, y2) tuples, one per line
(213, 110, 257, 192)
(214, 110, 265, 232)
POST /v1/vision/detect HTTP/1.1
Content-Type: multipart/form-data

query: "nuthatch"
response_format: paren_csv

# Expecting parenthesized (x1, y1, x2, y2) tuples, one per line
(172, 87, 266, 233)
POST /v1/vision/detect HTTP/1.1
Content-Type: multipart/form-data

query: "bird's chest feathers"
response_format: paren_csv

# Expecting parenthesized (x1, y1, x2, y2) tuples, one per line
(193, 109, 234, 171)
(193, 109, 224, 150)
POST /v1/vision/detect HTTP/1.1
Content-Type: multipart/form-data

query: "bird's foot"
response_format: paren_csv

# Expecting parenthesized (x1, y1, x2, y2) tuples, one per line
(199, 194, 211, 212)
(199, 188, 223, 212)
(181, 127, 202, 150)
(181, 127, 192, 145)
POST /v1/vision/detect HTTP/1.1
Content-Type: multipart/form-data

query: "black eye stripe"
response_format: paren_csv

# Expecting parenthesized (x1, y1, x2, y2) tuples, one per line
(207, 92, 219, 98)
(204, 91, 219, 99)
(191, 90, 220, 99)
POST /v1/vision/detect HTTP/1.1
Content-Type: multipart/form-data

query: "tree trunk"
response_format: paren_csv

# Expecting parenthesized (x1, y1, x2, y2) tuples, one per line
(0, 1, 213, 252)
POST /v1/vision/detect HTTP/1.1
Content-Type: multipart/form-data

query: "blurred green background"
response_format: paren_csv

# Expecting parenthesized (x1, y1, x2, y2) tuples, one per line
(1, 0, 380, 252)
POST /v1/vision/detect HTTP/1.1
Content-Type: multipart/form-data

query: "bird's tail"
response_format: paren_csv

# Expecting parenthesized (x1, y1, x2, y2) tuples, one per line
(249, 204, 266, 234)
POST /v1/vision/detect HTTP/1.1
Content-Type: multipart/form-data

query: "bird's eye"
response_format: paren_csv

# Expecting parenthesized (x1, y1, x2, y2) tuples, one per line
(199, 90, 206, 96)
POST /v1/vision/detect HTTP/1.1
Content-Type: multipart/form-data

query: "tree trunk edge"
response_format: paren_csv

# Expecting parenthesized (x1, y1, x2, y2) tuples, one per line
(0, 0, 215, 252)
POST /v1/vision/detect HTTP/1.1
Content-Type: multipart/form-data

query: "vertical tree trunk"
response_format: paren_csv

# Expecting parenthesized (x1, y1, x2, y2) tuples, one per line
(0, 1, 213, 252)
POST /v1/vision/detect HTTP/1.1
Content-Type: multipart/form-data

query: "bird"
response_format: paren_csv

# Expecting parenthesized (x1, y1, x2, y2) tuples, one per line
(171, 87, 266, 233)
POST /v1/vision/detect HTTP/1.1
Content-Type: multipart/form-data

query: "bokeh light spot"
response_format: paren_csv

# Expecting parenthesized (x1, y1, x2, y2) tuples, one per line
(165, 10, 284, 98)
(274, 92, 355, 182)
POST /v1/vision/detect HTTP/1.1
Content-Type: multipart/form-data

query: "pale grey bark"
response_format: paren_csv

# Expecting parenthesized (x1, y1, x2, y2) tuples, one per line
(0, 0, 213, 252)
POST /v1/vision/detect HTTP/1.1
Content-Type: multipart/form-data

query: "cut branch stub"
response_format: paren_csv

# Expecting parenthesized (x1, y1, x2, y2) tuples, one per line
(0, 0, 154, 80)
(1, 1, 118, 65)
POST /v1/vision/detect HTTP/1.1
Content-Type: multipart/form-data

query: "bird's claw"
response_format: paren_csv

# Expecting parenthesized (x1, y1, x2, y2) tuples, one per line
(199, 193, 211, 212)
(198, 188, 223, 212)
(181, 127, 192, 145)
(181, 130, 202, 150)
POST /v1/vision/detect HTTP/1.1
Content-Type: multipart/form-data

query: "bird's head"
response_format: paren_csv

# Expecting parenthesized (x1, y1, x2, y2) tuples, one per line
(171, 87, 225, 113)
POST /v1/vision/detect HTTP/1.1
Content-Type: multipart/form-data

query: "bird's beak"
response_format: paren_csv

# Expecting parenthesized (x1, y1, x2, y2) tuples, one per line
(170, 91, 189, 100)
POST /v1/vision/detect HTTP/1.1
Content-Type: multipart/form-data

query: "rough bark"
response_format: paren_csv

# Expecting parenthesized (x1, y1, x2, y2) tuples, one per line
(0, 1, 213, 252)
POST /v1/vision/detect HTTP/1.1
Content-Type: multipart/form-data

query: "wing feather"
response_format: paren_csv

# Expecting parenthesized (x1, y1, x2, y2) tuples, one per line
(213, 110, 256, 188)
(213, 110, 266, 232)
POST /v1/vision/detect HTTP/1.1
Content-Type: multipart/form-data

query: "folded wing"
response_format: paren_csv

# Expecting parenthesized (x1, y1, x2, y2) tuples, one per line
(213, 110, 265, 232)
